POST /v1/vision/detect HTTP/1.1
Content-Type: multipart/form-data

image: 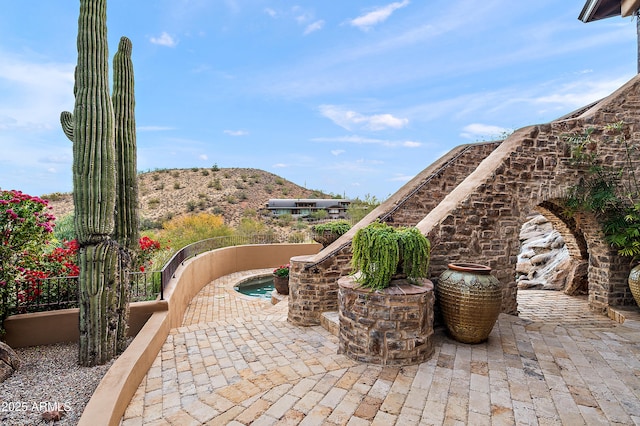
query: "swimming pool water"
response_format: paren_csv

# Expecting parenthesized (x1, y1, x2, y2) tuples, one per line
(234, 275, 274, 299)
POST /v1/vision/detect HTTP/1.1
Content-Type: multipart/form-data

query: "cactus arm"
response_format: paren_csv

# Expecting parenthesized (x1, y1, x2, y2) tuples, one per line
(112, 36, 139, 250)
(112, 36, 137, 350)
(60, 111, 74, 141)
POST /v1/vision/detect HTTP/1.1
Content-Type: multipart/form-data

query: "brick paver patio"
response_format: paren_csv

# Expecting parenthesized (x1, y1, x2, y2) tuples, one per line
(122, 270, 640, 425)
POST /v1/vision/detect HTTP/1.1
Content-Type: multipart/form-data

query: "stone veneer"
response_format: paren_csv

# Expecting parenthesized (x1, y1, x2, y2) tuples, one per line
(289, 74, 640, 327)
(337, 277, 435, 365)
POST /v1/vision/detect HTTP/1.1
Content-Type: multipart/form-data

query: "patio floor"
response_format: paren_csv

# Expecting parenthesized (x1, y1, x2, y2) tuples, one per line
(122, 270, 640, 425)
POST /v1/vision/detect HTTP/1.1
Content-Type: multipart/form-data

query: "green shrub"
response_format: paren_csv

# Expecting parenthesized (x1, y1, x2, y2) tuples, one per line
(312, 220, 351, 235)
(53, 213, 76, 242)
(277, 213, 293, 226)
(41, 192, 66, 202)
(288, 231, 306, 243)
(154, 213, 233, 253)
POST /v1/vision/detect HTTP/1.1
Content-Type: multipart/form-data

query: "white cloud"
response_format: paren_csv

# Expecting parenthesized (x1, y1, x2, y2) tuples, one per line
(312, 135, 419, 148)
(349, 0, 410, 31)
(304, 20, 325, 35)
(331, 149, 345, 156)
(319, 105, 408, 131)
(325, 159, 382, 173)
(264, 8, 277, 17)
(460, 123, 510, 140)
(41, 154, 71, 164)
(402, 141, 421, 148)
(533, 78, 628, 110)
(273, 163, 287, 168)
(389, 173, 414, 182)
(0, 53, 74, 129)
(313, 135, 389, 145)
(366, 113, 409, 131)
(199, 154, 208, 160)
(150, 32, 177, 47)
(224, 129, 249, 136)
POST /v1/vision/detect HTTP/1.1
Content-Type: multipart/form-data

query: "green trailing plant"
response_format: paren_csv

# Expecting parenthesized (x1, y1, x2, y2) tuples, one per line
(351, 221, 430, 290)
(565, 121, 640, 260)
(311, 220, 351, 247)
(60, 0, 139, 366)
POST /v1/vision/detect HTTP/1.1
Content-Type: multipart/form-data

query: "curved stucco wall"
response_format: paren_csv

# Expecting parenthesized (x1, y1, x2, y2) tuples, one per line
(77, 242, 321, 426)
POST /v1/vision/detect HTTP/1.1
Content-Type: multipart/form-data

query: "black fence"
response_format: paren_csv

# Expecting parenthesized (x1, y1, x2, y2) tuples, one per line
(6, 270, 162, 317)
(5, 234, 281, 316)
(158, 234, 280, 296)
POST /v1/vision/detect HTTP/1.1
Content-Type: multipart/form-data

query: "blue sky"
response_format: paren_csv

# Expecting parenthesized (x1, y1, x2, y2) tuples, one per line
(0, 1, 637, 201)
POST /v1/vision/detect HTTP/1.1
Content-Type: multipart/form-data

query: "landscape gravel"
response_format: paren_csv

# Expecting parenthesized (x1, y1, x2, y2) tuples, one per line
(0, 342, 112, 425)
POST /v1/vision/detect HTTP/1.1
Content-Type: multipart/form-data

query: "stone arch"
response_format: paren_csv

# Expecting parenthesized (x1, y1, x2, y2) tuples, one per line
(530, 202, 589, 296)
(288, 75, 640, 326)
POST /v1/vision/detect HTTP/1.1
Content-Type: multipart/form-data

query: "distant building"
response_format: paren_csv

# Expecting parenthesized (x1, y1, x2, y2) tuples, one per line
(264, 199, 351, 219)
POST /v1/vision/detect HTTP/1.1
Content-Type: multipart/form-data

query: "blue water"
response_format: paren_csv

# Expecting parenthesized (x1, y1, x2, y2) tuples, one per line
(234, 275, 274, 299)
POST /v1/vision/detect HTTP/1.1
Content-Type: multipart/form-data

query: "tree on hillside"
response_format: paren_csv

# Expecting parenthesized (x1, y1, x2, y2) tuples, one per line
(347, 194, 381, 224)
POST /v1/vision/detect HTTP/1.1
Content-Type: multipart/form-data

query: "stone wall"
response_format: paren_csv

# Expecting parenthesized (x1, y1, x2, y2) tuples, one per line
(419, 75, 640, 314)
(384, 142, 501, 226)
(288, 142, 501, 326)
(289, 74, 640, 325)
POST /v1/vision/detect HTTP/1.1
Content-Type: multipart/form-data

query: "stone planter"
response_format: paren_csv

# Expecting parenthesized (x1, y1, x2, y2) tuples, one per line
(628, 264, 640, 306)
(273, 275, 289, 295)
(312, 230, 341, 248)
(437, 263, 502, 344)
(338, 276, 435, 365)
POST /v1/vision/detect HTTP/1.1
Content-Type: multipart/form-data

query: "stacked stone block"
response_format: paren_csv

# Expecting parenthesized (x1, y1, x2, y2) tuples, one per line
(337, 277, 435, 365)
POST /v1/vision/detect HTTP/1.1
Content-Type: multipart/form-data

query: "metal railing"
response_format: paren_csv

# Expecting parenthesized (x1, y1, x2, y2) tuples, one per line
(159, 234, 280, 296)
(4, 234, 283, 315)
(6, 271, 164, 316)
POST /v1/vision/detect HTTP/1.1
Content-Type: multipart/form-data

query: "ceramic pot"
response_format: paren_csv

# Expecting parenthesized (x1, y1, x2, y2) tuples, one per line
(273, 275, 289, 295)
(628, 264, 640, 306)
(437, 263, 502, 344)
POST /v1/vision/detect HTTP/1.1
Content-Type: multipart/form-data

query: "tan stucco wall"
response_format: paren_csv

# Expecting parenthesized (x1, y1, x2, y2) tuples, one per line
(3, 300, 168, 348)
(78, 242, 320, 426)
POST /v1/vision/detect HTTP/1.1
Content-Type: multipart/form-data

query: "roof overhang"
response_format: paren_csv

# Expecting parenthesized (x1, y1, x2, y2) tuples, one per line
(579, 0, 640, 22)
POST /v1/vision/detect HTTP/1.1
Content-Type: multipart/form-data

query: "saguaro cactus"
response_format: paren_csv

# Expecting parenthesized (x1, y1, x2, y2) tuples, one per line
(112, 36, 138, 352)
(61, 0, 138, 366)
(113, 36, 139, 251)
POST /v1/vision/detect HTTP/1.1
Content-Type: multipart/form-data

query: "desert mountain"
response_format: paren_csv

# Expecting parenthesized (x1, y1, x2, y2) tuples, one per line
(46, 167, 330, 229)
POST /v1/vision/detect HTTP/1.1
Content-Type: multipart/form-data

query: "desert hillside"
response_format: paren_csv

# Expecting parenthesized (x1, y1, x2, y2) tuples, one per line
(45, 167, 330, 229)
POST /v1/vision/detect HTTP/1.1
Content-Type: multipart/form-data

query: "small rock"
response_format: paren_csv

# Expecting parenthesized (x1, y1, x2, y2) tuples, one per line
(42, 405, 66, 422)
(0, 341, 20, 383)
